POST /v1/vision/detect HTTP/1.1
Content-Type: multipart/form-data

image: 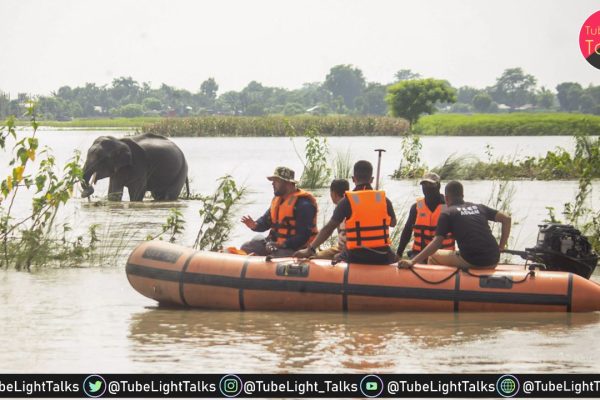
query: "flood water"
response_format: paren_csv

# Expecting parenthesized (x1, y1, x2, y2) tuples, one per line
(1, 130, 599, 373)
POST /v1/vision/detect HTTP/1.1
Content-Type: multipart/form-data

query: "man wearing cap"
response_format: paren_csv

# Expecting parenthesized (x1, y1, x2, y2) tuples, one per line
(399, 180, 512, 269)
(396, 171, 455, 260)
(240, 166, 318, 257)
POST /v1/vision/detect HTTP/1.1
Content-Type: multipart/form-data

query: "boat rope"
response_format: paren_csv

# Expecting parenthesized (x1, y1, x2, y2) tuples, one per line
(461, 268, 535, 284)
(408, 266, 535, 286)
(407, 266, 460, 285)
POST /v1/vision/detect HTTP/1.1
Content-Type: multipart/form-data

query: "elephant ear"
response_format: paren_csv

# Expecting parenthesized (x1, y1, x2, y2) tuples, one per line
(101, 138, 132, 171)
(119, 137, 145, 169)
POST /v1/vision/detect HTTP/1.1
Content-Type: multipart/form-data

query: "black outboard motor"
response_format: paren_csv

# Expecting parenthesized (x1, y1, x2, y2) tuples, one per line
(525, 224, 598, 279)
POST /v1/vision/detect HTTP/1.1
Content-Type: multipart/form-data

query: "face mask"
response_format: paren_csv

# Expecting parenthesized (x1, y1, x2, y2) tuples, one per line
(422, 186, 439, 199)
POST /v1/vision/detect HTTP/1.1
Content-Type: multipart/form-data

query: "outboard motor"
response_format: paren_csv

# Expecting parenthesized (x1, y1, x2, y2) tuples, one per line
(525, 224, 598, 279)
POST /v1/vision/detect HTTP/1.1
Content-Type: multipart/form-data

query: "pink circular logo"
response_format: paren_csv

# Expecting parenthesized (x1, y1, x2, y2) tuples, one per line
(580, 11, 600, 69)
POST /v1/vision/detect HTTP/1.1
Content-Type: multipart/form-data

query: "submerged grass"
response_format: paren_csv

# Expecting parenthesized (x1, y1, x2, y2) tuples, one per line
(143, 115, 409, 137)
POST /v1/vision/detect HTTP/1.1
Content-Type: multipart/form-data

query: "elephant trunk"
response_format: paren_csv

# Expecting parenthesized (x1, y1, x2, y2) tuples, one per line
(81, 165, 97, 198)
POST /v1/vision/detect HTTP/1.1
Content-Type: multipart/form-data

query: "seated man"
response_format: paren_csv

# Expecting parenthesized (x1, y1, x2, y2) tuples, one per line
(396, 172, 455, 260)
(398, 180, 511, 269)
(315, 178, 349, 259)
(295, 160, 397, 265)
(240, 166, 318, 257)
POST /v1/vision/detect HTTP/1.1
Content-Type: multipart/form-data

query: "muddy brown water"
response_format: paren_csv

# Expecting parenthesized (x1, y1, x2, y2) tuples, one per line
(1, 131, 599, 373)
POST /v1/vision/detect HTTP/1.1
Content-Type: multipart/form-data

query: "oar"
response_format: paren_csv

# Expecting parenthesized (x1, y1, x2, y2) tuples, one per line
(374, 149, 386, 190)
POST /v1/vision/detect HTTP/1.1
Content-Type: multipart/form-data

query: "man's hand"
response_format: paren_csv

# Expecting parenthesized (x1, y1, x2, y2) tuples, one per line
(265, 241, 279, 254)
(293, 248, 313, 259)
(241, 215, 257, 230)
(397, 259, 415, 269)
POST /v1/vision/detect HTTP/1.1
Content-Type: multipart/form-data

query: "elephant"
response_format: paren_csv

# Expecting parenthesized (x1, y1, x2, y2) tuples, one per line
(81, 133, 189, 201)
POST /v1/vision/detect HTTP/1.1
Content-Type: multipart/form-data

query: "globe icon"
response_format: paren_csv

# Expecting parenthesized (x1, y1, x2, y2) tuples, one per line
(500, 379, 516, 394)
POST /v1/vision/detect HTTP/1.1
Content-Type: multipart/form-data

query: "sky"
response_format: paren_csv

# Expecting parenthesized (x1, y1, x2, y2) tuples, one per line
(1, 0, 600, 97)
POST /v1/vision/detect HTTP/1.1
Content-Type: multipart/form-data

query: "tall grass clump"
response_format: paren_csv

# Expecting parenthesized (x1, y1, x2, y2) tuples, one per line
(0, 103, 96, 270)
(296, 128, 331, 189)
(142, 115, 409, 137)
(193, 175, 246, 251)
(413, 113, 600, 136)
(332, 149, 352, 179)
(391, 134, 426, 179)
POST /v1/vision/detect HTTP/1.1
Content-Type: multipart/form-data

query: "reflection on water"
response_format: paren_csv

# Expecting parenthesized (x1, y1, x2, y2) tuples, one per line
(128, 308, 600, 373)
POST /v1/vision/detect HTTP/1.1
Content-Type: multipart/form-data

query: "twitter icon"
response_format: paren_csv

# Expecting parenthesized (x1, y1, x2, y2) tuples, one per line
(83, 375, 106, 398)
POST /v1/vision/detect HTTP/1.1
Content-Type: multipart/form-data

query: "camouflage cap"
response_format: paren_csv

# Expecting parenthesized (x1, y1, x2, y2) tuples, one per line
(419, 171, 441, 184)
(267, 166, 297, 183)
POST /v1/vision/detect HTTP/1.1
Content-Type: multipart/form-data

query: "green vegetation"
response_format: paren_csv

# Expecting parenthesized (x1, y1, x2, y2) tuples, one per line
(22, 117, 163, 129)
(386, 79, 457, 126)
(545, 135, 600, 253)
(0, 104, 96, 270)
(142, 115, 409, 137)
(297, 128, 331, 189)
(332, 149, 352, 180)
(146, 208, 185, 243)
(392, 134, 600, 181)
(392, 134, 426, 179)
(5, 66, 600, 124)
(413, 113, 600, 136)
(193, 175, 246, 251)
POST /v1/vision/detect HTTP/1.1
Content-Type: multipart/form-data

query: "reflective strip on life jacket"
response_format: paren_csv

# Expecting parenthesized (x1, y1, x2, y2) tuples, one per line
(412, 197, 455, 252)
(345, 190, 391, 250)
(270, 189, 318, 247)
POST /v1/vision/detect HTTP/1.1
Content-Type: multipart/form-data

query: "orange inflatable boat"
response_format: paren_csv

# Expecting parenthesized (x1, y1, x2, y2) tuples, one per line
(126, 241, 600, 312)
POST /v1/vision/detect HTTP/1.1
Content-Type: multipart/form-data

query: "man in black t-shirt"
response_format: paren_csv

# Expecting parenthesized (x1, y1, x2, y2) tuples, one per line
(398, 180, 511, 269)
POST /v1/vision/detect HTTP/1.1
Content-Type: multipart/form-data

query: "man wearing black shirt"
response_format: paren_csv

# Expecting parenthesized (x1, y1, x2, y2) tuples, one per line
(398, 180, 511, 269)
(294, 160, 397, 264)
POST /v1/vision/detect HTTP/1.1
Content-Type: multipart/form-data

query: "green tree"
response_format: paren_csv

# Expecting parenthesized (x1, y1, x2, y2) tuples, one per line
(556, 82, 583, 112)
(489, 68, 537, 109)
(283, 102, 305, 115)
(324, 64, 366, 110)
(142, 97, 162, 111)
(456, 86, 482, 104)
(217, 91, 242, 115)
(355, 83, 387, 115)
(117, 103, 144, 117)
(200, 78, 219, 100)
(394, 69, 421, 82)
(536, 86, 556, 109)
(386, 79, 456, 126)
(111, 76, 140, 104)
(472, 92, 493, 113)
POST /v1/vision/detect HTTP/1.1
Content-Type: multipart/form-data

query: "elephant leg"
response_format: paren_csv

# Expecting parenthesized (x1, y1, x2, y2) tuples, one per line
(127, 178, 147, 201)
(151, 190, 167, 201)
(108, 178, 124, 201)
(161, 164, 188, 201)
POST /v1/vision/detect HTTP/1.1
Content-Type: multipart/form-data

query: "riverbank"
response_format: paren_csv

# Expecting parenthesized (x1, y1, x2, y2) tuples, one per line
(413, 113, 600, 136)
(16, 113, 600, 137)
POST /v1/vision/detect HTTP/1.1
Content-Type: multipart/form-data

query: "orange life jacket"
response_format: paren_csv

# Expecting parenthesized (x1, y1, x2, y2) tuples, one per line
(345, 190, 391, 250)
(270, 189, 318, 247)
(412, 197, 455, 252)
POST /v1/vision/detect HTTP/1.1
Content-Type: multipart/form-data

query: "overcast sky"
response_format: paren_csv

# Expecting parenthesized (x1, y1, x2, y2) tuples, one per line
(1, 0, 599, 97)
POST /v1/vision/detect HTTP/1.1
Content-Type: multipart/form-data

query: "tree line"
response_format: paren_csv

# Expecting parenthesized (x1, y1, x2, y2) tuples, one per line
(0, 66, 599, 120)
